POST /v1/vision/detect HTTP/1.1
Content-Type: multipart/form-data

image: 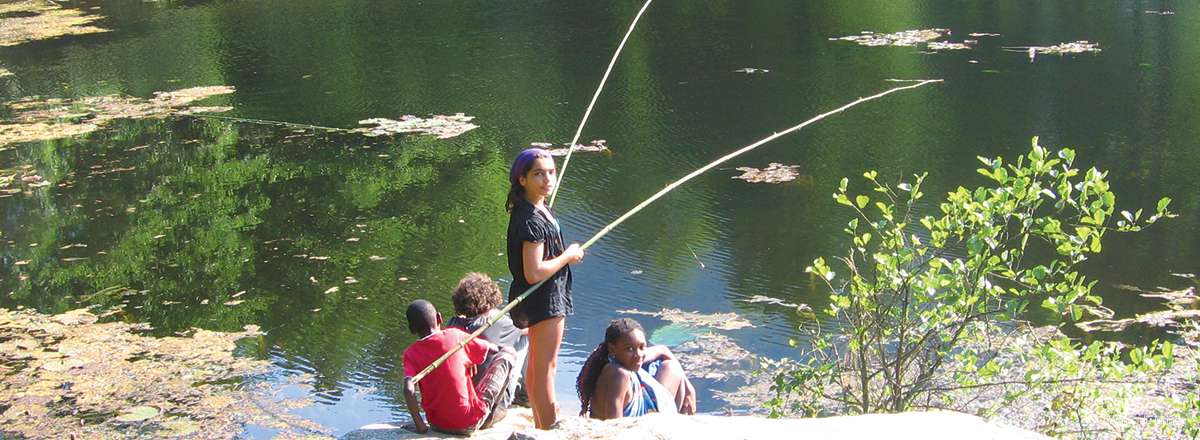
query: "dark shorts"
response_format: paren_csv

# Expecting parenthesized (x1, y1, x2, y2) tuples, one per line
(510, 286, 572, 329)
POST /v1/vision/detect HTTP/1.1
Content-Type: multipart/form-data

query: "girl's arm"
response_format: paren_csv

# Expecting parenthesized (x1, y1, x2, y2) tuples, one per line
(643, 345, 677, 363)
(521, 241, 583, 284)
(590, 365, 630, 420)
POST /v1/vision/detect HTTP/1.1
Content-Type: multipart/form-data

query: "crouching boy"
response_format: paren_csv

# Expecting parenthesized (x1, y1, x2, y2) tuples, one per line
(402, 300, 515, 435)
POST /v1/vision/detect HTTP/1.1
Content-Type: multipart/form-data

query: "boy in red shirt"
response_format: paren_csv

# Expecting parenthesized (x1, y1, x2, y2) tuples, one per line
(402, 300, 516, 435)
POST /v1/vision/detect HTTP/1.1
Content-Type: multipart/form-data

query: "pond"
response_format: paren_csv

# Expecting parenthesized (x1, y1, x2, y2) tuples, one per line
(2, 0, 1198, 436)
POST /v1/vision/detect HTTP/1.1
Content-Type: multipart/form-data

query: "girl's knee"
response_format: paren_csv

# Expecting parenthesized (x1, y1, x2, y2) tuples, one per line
(657, 359, 683, 376)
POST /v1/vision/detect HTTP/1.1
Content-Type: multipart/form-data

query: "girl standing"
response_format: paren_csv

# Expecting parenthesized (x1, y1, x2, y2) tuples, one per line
(506, 148, 584, 429)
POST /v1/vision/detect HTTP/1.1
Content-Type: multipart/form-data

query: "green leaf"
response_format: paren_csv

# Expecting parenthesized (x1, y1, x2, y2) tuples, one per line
(855, 195, 869, 209)
(1157, 197, 1172, 213)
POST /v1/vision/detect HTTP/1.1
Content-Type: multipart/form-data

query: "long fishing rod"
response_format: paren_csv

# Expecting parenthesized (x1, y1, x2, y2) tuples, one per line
(411, 79, 944, 383)
(548, 0, 654, 209)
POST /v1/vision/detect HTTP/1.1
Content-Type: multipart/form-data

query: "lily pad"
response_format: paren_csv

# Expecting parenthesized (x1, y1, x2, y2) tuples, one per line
(114, 405, 159, 422)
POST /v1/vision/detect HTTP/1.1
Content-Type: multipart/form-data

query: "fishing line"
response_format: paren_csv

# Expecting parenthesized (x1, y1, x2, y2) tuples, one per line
(548, 0, 654, 208)
(180, 113, 350, 132)
(412, 79, 944, 383)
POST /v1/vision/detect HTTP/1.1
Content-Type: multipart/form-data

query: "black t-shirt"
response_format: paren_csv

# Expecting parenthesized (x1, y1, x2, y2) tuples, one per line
(506, 198, 573, 328)
(446, 309, 522, 349)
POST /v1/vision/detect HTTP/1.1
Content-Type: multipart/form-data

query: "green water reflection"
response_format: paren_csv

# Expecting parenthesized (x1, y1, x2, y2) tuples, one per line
(2, 0, 1199, 435)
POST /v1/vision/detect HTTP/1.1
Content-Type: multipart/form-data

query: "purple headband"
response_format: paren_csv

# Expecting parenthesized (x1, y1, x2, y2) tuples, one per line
(509, 148, 551, 186)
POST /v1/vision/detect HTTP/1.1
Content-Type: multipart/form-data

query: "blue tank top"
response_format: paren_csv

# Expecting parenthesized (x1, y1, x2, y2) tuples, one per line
(609, 357, 677, 417)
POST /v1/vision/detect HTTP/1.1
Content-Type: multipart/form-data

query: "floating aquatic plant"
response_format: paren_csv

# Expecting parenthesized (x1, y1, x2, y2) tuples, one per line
(927, 41, 972, 51)
(830, 29, 949, 47)
(354, 113, 478, 139)
(619, 308, 754, 330)
(742, 295, 811, 312)
(0, 307, 327, 438)
(732, 163, 803, 184)
(0, 0, 109, 47)
(0, 86, 235, 145)
(674, 333, 753, 381)
(540, 139, 610, 156)
(1005, 41, 1101, 62)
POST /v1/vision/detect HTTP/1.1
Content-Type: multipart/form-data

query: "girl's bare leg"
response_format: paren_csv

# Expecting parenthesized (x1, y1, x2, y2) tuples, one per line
(526, 316, 564, 429)
(653, 359, 696, 414)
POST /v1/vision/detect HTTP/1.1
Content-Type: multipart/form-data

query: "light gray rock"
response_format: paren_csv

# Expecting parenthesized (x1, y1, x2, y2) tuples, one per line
(340, 407, 1050, 440)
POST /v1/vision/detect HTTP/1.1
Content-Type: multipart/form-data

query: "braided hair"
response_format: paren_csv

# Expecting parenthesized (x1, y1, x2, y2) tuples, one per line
(575, 318, 644, 416)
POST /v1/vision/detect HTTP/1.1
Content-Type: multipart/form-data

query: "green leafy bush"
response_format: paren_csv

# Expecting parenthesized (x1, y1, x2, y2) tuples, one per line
(767, 138, 1185, 437)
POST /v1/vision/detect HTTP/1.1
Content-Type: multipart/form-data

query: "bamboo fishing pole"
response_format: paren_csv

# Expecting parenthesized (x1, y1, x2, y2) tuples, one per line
(410, 79, 944, 383)
(548, 0, 654, 209)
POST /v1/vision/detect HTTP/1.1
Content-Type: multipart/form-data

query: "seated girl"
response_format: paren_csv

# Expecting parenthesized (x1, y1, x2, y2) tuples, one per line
(575, 318, 697, 419)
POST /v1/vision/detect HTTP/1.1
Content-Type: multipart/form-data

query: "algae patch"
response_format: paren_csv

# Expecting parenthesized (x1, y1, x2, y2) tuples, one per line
(674, 332, 753, 381)
(354, 113, 478, 139)
(732, 163, 805, 184)
(620, 308, 754, 331)
(0, 0, 109, 47)
(1004, 41, 1101, 62)
(0, 86, 234, 146)
(539, 139, 611, 156)
(830, 29, 948, 47)
(0, 307, 327, 439)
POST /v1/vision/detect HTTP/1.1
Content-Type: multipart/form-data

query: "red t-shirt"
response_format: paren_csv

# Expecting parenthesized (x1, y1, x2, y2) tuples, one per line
(403, 328, 490, 430)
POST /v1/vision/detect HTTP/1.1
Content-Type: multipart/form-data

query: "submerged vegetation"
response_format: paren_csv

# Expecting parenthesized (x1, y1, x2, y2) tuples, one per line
(765, 139, 1198, 438)
(0, 307, 326, 439)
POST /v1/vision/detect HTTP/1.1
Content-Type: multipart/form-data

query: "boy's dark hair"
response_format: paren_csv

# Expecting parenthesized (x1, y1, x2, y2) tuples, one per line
(575, 318, 645, 417)
(406, 300, 438, 334)
(452, 272, 503, 318)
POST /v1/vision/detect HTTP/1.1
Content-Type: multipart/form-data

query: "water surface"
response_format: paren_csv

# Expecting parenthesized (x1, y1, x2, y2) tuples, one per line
(2, 0, 1198, 435)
